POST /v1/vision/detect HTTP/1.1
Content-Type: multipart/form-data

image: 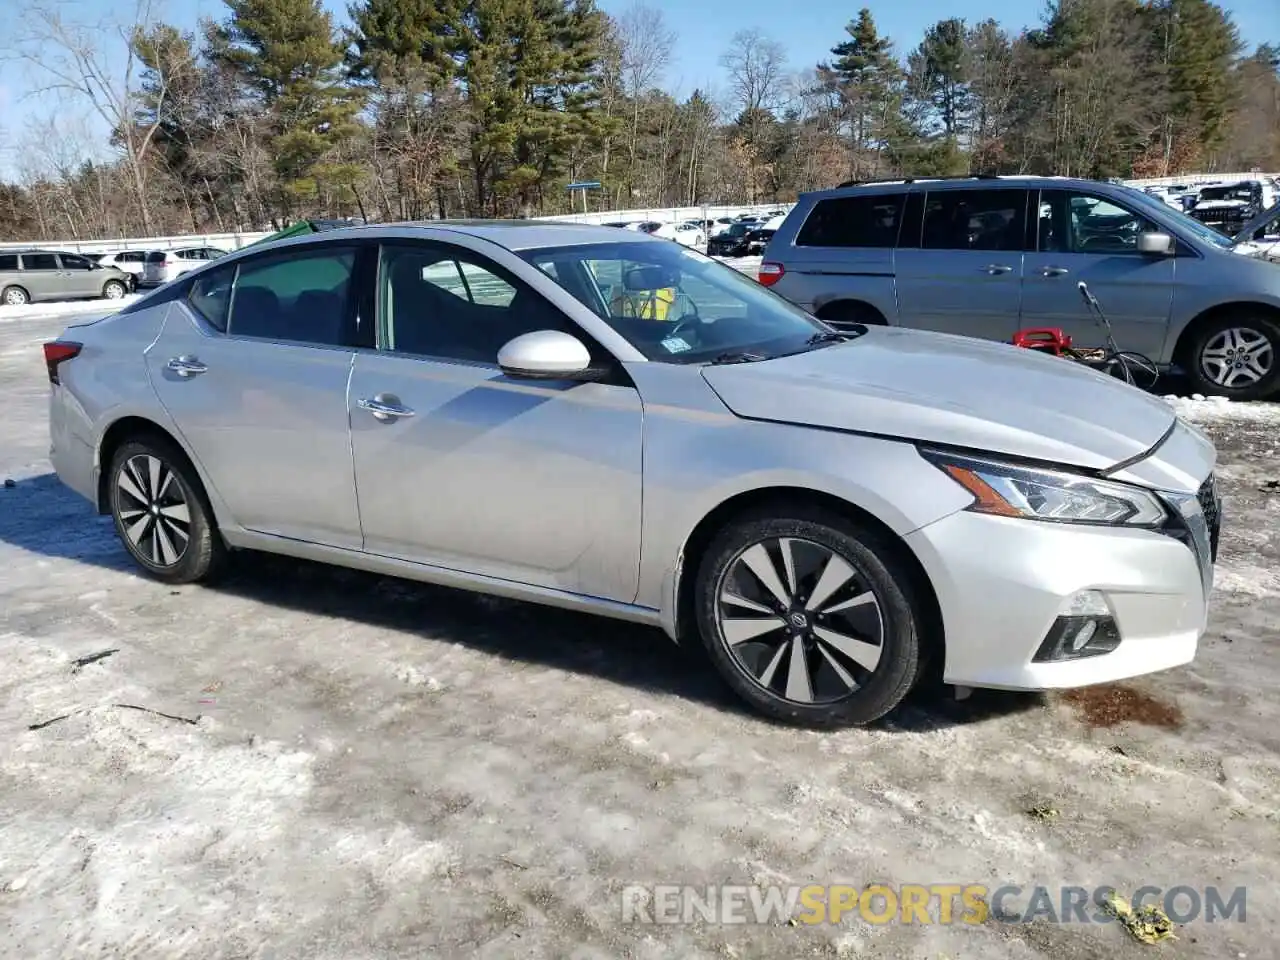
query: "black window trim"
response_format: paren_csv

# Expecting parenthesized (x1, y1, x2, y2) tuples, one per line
(372, 238, 630, 385)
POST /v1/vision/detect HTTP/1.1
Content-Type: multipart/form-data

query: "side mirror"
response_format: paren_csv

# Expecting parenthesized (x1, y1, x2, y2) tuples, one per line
(498, 329, 593, 380)
(1137, 232, 1175, 256)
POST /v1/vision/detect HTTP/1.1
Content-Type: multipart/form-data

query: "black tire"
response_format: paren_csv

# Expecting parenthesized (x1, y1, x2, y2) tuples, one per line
(694, 506, 921, 728)
(816, 300, 885, 331)
(1184, 311, 1280, 401)
(102, 279, 128, 300)
(108, 436, 225, 584)
(2, 285, 30, 306)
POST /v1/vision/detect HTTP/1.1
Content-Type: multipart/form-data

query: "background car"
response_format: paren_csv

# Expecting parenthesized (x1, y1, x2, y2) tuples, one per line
(650, 221, 707, 247)
(92, 250, 149, 289)
(143, 246, 228, 286)
(761, 175, 1280, 400)
(44, 221, 1219, 729)
(708, 221, 756, 256)
(0, 249, 132, 305)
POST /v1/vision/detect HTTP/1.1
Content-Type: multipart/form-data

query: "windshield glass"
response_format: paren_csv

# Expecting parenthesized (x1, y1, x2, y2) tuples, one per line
(521, 241, 830, 363)
(1199, 184, 1255, 203)
(1123, 187, 1234, 248)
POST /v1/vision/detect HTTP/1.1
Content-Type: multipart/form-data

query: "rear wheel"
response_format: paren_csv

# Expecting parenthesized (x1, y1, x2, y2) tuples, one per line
(108, 437, 225, 583)
(2, 285, 29, 306)
(694, 509, 921, 728)
(1185, 312, 1280, 400)
(817, 301, 885, 331)
(102, 279, 127, 300)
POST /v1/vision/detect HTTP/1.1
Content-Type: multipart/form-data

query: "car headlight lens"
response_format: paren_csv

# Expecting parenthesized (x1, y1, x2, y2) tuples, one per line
(921, 448, 1167, 527)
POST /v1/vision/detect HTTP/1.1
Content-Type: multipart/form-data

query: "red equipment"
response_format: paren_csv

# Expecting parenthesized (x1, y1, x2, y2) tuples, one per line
(1012, 327, 1073, 356)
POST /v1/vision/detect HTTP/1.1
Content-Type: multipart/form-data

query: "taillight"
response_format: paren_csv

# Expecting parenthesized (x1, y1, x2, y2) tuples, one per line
(757, 261, 785, 287)
(43, 340, 82, 384)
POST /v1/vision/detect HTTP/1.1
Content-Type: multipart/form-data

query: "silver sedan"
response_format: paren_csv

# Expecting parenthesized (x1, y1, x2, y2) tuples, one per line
(44, 222, 1221, 727)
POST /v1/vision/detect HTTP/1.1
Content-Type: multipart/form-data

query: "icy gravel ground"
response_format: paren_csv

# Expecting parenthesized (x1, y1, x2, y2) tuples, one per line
(1, 313, 1279, 959)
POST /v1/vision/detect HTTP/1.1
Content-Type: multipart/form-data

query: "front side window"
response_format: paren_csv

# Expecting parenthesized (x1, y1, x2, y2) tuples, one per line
(521, 241, 827, 364)
(921, 189, 1028, 252)
(1039, 191, 1162, 255)
(22, 253, 58, 271)
(228, 247, 355, 345)
(189, 264, 235, 332)
(796, 193, 906, 248)
(60, 254, 94, 271)
(379, 243, 570, 363)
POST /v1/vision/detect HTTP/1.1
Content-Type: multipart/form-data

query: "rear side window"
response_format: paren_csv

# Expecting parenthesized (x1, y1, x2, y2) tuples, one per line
(795, 194, 906, 248)
(921, 189, 1029, 252)
(0, 254, 17, 271)
(22, 253, 58, 270)
(146, 251, 167, 263)
(189, 265, 235, 332)
(229, 247, 356, 346)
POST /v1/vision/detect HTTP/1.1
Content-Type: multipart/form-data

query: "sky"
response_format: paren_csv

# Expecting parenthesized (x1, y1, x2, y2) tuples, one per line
(1, 0, 1277, 179)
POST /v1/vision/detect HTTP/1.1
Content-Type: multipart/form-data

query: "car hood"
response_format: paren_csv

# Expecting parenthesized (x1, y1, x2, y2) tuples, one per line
(700, 327, 1177, 470)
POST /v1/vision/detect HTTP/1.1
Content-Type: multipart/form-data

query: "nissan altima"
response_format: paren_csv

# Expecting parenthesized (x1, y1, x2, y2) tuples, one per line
(45, 222, 1221, 727)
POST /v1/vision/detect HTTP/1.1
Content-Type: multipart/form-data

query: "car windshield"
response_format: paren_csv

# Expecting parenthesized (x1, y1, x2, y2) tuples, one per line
(1123, 187, 1234, 248)
(521, 241, 835, 364)
(1199, 184, 1255, 203)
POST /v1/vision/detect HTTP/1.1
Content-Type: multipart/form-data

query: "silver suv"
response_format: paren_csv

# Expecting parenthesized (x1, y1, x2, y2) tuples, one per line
(0, 249, 132, 306)
(760, 176, 1280, 400)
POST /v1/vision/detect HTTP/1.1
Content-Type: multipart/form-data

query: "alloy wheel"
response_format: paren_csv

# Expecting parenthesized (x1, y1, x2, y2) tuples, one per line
(104, 282, 125, 299)
(714, 536, 885, 705)
(3, 288, 27, 306)
(115, 454, 191, 567)
(1199, 326, 1274, 389)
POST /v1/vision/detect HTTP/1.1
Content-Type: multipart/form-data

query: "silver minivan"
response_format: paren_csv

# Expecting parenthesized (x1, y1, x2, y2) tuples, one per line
(0, 249, 132, 306)
(761, 176, 1280, 400)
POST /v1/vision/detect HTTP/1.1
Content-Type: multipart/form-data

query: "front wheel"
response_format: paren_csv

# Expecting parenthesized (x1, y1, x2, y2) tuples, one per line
(1185, 314, 1280, 400)
(694, 509, 922, 728)
(102, 279, 127, 300)
(108, 437, 225, 583)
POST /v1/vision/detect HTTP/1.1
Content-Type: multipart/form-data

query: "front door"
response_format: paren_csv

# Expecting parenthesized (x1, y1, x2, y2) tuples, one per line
(144, 243, 367, 549)
(57, 253, 104, 297)
(348, 240, 644, 602)
(1020, 190, 1176, 360)
(892, 187, 1030, 342)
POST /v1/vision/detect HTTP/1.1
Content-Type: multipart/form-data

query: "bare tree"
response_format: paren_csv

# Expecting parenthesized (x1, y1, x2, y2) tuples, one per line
(5, 0, 166, 234)
(719, 29, 787, 201)
(616, 1, 675, 204)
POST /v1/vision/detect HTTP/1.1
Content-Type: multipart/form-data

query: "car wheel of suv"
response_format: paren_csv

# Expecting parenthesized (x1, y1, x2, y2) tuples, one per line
(817, 301, 884, 331)
(694, 508, 921, 728)
(1186, 312, 1280, 400)
(108, 437, 225, 583)
(2, 285, 29, 306)
(102, 279, 127, 300)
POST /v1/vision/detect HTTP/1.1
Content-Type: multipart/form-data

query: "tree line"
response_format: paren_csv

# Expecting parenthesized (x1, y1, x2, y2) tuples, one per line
(1, 0, 1277, 241)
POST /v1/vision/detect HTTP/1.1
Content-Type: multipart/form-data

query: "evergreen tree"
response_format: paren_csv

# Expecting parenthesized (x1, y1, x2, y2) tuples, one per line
(818, 9, 904, 177)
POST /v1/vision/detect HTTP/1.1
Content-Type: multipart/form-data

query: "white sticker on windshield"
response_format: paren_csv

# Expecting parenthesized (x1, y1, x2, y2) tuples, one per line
(661, 336, 692, 354)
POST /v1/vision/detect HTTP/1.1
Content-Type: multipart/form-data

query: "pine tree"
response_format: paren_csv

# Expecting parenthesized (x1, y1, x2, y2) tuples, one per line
(213, 0, 365, 212)
(818, 9, 904, 177)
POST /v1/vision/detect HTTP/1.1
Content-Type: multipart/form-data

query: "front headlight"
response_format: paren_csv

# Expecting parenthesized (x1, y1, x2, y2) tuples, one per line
(920, 448, 1167, 528)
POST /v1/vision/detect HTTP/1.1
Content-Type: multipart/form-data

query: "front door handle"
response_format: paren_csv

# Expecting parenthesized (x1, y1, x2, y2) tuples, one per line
(358, 395, 416, 422)
(1041, 266, 1070, 277)
(981, 264, 1014, 275)
(166, 355, 207, 377)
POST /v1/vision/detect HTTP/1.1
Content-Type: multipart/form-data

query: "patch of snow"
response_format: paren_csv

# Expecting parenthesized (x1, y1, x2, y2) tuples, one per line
(0, 296, 138, 324)
(1162, 394, 1280, 424)
(717, 255, 762, 276)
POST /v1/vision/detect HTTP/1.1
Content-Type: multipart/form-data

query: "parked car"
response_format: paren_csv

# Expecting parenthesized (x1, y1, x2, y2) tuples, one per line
(0, 249, 132, 306)
(1187, 180, 1278, 236)
(143, 246, 228, 286)
(650, 221, 707, 247)
(93, 250, 149, 289)
(708, 222, 756, 257)
(761, 175, 1280, 399)
(45, 221, 1220, 727)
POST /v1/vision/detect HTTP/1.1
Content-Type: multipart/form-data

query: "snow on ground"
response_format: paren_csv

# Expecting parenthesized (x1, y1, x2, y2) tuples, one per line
(1164, 392, 1280, 425)
(2, 318, 1279, 959)
(0, 295, 139, 324)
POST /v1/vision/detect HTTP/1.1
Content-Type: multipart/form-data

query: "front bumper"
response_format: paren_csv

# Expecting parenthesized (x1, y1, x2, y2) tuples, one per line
(905, 487, 1217, 691)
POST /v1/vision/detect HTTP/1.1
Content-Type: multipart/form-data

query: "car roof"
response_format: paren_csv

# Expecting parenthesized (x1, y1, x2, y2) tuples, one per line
(235, 219, 668, 255)
(799, 175, 1124, 201)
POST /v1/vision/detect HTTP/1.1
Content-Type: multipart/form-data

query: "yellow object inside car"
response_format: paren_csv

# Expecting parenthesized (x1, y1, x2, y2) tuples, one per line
(610, 285, 678, 321)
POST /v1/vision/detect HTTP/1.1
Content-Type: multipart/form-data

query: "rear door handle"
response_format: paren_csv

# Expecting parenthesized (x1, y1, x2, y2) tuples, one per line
(166, 356, 207, 377)
(358, 395, 416, 422)
(1040, 266, 1070, 277)
(981, 264, 1014, 275)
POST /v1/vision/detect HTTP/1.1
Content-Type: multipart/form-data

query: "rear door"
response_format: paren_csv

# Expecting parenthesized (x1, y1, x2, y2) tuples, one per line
(143, 241, 369, 548)
(1020, 189, 1175, 359)
(892, 187, 1029, 342)
(18, 253, 61, 300)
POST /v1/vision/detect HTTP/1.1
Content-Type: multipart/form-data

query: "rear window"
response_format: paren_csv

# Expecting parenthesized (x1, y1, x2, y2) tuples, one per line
(796, 194, 906, 248)
(146, 251, 168, 263)
(0, 254, 16, 271)
(22, 253, 58, 270)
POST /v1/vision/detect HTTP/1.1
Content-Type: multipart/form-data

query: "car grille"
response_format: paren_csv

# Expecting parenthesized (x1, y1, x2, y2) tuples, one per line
(1159, 473, 1220, 598)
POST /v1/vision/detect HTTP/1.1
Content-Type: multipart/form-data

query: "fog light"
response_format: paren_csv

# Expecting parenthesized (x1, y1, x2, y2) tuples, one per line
(1032, 591, 1122, 662)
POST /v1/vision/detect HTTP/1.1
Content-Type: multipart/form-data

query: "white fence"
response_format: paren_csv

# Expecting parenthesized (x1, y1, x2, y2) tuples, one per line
(1125, 171, 1279, 188)
(0, 203, 791, 257)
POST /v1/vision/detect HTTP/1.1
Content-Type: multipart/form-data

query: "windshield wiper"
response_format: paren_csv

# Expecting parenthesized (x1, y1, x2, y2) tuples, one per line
(707, 351, 768, 365)
(805, 331, 855, 346)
